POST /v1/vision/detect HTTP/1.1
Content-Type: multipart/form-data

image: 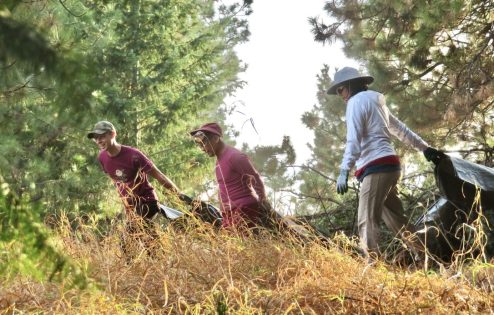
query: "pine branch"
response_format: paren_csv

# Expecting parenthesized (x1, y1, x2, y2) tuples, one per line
(288, 164, 333, 182)
(1, 60, 16, 69)
(2, 78, 31, 96)
(58, 0, 86, 17)
(279, 189, 343, 206)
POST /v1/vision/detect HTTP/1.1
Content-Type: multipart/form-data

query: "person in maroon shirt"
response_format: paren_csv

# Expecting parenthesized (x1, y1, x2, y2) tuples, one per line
(88, 121, 183, 253)
(190, 122, 273, 230)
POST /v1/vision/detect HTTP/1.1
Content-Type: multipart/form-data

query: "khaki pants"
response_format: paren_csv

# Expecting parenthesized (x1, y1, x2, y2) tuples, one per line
(358, 170, 415, 256)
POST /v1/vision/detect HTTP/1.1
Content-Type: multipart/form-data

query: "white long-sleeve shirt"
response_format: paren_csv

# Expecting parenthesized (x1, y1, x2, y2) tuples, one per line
(340, 90, 429, 171)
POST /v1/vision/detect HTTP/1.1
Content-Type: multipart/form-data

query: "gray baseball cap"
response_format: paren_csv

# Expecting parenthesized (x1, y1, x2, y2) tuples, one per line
(327, 67, 374, 95)
(87, 121, 115, 139)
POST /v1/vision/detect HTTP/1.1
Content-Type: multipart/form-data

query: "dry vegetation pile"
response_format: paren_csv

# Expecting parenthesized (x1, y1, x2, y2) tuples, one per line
(1, 218, 494, 314)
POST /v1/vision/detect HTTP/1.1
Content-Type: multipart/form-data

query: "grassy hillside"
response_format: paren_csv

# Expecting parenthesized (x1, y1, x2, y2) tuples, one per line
(1, 217, 493, 314)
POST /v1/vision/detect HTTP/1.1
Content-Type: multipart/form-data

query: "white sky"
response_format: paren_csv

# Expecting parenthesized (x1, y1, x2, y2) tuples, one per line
(226, 0, 359, 163)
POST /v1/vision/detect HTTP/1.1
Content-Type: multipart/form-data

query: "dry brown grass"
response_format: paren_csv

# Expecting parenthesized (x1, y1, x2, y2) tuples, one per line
(1, 218, 494, 314)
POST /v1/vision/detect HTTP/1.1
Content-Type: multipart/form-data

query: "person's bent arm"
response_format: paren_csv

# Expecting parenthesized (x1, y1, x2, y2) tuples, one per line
(232, 153, 267, 202)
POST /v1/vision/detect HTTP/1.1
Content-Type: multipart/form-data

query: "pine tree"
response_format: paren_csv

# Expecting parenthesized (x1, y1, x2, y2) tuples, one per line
(0, 0, 251, 280)
(294, 0, 494, 236)
(0, 0, 251, 213)
(310, 0, 494, 165)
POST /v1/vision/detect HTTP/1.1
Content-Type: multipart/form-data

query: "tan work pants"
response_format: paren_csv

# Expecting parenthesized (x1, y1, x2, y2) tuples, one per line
(358, 170, 415, 256)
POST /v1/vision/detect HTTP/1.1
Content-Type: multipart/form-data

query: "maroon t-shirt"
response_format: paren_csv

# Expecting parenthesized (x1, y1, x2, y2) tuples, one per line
(98, 145, 158, 206)
(216, 145, 266, 212)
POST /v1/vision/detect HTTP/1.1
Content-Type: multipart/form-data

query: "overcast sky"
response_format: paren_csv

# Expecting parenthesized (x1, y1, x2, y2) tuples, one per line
(226, 0, 359, 163)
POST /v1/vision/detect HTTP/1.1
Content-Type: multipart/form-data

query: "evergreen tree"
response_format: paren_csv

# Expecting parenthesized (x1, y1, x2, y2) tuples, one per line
(297, 65, 357, 234)
(310, 0, 494, 164)
(0, 0, 251, 214)
(244, 136, 298, 214)
(0, 0, 251, 280)
(292, 0, 494, 236)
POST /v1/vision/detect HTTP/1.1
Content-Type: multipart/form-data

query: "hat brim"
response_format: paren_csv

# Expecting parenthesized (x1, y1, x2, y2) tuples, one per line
(87, 130, 109, 139)
(190, 128, 221, 137)
(327, 76, 374, 95)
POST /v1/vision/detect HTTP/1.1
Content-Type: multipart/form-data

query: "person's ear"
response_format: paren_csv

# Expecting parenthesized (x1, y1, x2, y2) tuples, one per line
(212, 135, 221, 144)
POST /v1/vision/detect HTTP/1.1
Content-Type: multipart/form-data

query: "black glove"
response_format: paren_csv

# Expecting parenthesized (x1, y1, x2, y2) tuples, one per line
(179, 193, 204, 211)
(423, 147, 445, 165)
(178, 193, 193, 205)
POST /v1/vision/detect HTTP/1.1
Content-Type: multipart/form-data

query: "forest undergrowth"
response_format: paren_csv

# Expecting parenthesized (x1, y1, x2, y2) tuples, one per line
(1, 214, 494, 314)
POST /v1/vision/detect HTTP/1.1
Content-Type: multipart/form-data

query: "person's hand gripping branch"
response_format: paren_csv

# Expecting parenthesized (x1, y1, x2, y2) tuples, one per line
(336, 169, 349, 195)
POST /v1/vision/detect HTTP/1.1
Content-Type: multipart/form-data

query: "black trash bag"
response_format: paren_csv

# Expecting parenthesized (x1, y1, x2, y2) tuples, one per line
(178, 194, 222, 227)
(415, 155, 494, 261)
(415, 198, 463, 261)
(434, 156, 494, 212)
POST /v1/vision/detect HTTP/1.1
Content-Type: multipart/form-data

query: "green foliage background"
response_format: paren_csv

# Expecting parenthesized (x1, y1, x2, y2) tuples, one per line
(0, 0, 250, 282)
(1, 0, 493, 284)
(297, 0, 493, 237)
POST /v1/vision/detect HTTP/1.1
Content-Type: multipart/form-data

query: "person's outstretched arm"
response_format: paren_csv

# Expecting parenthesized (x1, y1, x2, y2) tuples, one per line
(148, 165, 181, 194)
(388, 113, 428, 151)
(388, 113, 444, 164)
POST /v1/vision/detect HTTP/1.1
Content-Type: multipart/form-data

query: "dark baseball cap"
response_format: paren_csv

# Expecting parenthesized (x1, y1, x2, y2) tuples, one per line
(87, 121, 116, 139)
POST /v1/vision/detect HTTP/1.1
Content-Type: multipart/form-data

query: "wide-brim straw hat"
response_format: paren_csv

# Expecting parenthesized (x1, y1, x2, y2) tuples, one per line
(327, 67, 374, 95)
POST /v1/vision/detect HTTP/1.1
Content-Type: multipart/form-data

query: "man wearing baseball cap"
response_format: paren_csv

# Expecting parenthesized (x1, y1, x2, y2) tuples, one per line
(190, 122, 272, 231)
(328, 67, 444, 261)
(88, 120, 184, 253)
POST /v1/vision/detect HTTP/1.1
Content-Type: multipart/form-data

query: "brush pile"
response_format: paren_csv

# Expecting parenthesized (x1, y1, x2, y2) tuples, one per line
(1, 218, 493, 314)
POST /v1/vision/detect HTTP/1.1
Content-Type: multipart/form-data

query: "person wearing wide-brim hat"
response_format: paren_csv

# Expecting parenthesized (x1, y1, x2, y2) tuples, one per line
(326, 67, 374, 96)
(328, 67, 444, 260)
